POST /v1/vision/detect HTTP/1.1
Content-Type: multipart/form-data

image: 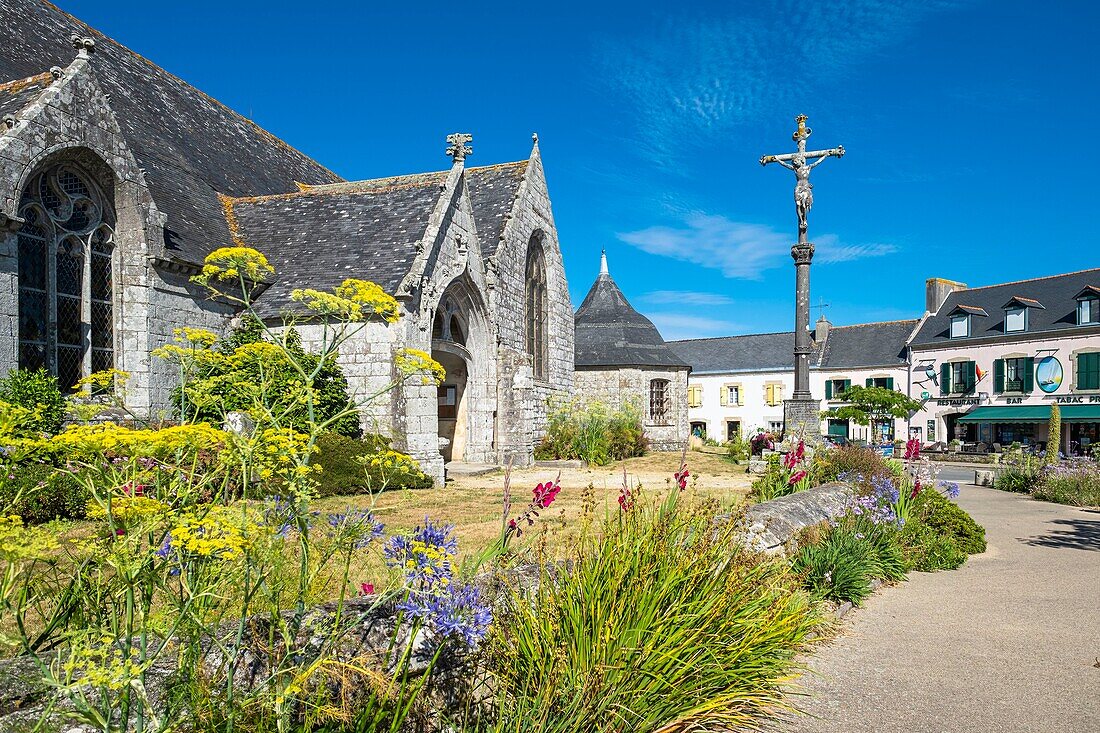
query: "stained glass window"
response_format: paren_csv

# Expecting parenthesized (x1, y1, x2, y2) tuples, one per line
(17, 164, 114, 392)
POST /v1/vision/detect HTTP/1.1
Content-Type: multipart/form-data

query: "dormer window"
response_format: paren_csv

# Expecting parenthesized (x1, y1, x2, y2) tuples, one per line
(1001, 296, 1043, 334)
(947, 304, 988, 339)
(1004, 307, 1027, 333)
(1075, 286, 1100, 325)
(950, 314, 969, 338)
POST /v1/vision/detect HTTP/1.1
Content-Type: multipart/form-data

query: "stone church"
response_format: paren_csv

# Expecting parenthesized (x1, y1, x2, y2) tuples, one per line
(0, 0, 573, 481)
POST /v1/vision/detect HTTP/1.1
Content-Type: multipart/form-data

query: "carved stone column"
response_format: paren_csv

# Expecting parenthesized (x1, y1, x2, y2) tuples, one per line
(784, 241, 821, 440)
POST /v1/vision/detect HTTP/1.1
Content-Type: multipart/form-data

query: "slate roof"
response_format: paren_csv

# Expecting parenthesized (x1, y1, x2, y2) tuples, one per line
(0, 70, 53, 118)
(668, 332, 805, 374)
(574, 272, 688, 369)
(227, 172, 448, 317)
(465, 161, 527, 255)
(668, 319, 917, 374)
(1, 0, 342, 264)
(911, 268, 1100, 347)
(817, 320, 918, 369)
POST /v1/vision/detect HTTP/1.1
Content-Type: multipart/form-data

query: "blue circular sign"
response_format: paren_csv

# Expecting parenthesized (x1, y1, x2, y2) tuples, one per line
(1036, 356, 1063, 393)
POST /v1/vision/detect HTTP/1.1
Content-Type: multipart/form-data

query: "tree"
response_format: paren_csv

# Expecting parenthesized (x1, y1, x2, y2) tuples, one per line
(821, 385, 923, 426)
(1047, 403, 1061, 464)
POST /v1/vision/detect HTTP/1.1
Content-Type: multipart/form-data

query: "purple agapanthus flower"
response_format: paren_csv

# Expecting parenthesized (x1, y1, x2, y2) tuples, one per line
(326, 509, 385, 549)
(938, 481, 961, 499)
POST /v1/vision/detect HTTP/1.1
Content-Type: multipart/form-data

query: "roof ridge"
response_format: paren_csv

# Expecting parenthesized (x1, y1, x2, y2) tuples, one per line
(465, 160, 528, 173)
(227, 173, 448, 205)
(0, 70, 53, 94)
(828, 318, 920, 329)
(668, 330, 794, 344)
(42, 0, 343, 184)
(958, 267, 1100, 293)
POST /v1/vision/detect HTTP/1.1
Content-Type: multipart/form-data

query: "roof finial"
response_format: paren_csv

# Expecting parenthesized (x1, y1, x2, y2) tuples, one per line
(532, 132, 539, 145)
(445, 133, 472, 164)
(70, 34, 96, 59)
(599, 249, 608, 276)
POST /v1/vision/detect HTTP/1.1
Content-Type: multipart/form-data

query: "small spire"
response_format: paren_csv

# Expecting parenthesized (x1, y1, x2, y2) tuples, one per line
(599, 249, 609, 276)
(445, 132, 472, 164)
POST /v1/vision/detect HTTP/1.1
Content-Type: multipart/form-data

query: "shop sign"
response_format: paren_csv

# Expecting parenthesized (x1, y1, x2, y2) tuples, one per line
(936, 397, 980, 406)
(1005, 397, 1023, 404)
(1036, 356, 1063, 394)
(1054, 395, 1100, 404)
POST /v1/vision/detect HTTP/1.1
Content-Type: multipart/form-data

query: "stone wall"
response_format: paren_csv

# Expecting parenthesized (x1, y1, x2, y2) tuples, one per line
(574, 366, 690, 451)
(738, 481, 854, 555)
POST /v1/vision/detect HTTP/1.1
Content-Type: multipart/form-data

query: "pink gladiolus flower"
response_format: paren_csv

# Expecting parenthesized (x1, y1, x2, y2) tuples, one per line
(359, 582, 374, 596)
(532, 479, 561, 509)
(674, 464, 689, 491)
(787, 470, 807, 486)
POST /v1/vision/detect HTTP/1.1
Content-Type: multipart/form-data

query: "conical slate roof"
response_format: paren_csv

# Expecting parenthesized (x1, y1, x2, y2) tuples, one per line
(574, 254, 689, 369)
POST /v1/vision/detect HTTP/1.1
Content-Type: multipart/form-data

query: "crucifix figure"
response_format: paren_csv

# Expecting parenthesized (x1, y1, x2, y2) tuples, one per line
(759, 115, 845, 438)
(760, 115, 844, 243)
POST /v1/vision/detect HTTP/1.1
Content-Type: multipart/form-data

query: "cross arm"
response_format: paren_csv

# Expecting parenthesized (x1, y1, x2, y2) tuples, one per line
(759, 146, 845, 166)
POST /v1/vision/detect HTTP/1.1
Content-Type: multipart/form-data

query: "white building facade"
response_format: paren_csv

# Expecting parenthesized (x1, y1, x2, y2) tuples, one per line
(669, 319, 917, 444)
(907, 271, 1100, 455)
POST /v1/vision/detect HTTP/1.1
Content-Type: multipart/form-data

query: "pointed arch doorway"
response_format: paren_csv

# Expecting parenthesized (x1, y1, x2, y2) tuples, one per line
(430, 277, 494, 465)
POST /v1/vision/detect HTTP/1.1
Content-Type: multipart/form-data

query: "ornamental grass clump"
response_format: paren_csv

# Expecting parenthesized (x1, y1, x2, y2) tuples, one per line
(476, 490, 820, 732)
(1032, 458, 1100, 507)
(534, 398, 646, 465)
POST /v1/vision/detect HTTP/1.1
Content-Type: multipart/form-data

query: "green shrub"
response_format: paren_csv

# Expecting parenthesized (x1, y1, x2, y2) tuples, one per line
(816, 445, 895, 489)
(1032, 459, 1100, 507)
(305, 432, 432, 497)
(0, 368, 66, 435)
(176, 317, 362, 438)
(0, 462, 87, 523)
(479, 493, 819, 732)
(792, 525, 879, 604)
(534, 398, 646, 466)
(996, 464, 1041, 493)
(911, 489, 986, 554)
(724, 434, 750, 463)
(898, 521, 967, 571)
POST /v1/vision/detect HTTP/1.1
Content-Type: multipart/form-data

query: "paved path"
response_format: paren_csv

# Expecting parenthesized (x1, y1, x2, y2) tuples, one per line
(782, 485, 1100, 733)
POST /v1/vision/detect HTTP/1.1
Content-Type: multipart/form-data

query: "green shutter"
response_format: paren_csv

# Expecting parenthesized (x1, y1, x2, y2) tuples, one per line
(965, 361, 977, 393)
(1081, 353, 1100, 390)
(866, 377, 873, 388)
(1023, 357, 1035, 393)
(940, 363, 950, 395)
(844, 379, 852, 393)
(993, 359, 1004, 393)
(886, 377, 894, 390)
(825, 380, 833, 399)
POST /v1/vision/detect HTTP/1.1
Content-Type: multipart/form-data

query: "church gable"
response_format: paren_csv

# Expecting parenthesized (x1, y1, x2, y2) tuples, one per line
(0, 0, 342, 265)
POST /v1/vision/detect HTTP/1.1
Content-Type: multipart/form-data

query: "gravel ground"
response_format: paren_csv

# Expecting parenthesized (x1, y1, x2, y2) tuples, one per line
(781, 485, 1100, 733)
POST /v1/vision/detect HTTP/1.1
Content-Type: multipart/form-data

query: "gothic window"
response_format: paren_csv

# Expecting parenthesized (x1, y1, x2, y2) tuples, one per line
(649, 378, 670, 425)
(525, 238, 548, 380)
(17, 164, 115, 392)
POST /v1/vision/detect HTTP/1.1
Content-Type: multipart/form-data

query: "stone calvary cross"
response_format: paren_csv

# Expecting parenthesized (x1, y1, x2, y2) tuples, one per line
(759, 115, 845, 438)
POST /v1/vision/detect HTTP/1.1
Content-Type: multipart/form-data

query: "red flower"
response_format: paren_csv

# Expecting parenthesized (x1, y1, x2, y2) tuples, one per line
(904, 438, 921, 461)
(115, 528, 126, 537)
(674, 464, 690, 491)
(121, 482, 145, 497)
(532, 479, 561, 509)
(910, 479, 922, 499)
(359, 582, 375, 596)
(787, 470, 807, 486)
(618, 489, 634, 512)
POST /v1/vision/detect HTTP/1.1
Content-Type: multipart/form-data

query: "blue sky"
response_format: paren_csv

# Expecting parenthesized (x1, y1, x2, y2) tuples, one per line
(59, 0, 1100, 339)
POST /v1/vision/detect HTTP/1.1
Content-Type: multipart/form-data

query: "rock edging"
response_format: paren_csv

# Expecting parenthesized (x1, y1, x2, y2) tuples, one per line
(738, 481, 854, 555)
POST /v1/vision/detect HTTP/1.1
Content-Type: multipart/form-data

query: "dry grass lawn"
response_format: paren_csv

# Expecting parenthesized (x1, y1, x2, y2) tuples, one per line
(314, 449, 753, 561)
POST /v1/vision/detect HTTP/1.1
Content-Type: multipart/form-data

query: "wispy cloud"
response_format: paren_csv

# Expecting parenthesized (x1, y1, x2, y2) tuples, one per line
(600, 1, 970, 167)
(648, 313, 743, 341)
(618, 213, 897, 279)
(640, 290, 735, 306)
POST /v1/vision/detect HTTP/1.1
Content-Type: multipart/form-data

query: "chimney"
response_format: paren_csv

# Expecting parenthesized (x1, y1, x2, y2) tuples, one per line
(815, 314, 831, 343)
(926, 277, 967, 314)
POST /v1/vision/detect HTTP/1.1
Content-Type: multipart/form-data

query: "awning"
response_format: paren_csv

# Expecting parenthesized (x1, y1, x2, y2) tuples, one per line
(957, 405, 1100, 423)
